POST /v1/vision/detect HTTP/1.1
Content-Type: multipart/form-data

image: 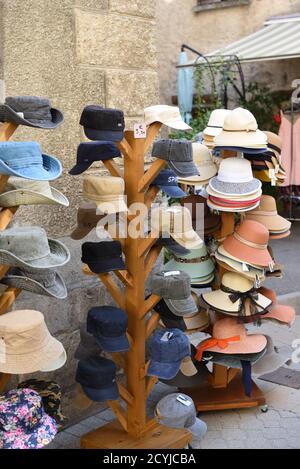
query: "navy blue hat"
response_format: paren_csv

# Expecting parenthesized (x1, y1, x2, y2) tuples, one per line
(87, 306, 129, 352)
(148, 328, 191, 379)
(80, 105, 125, 142)
(69, 142, 121, 175)
(81, 240, 125, 273)
(75, 356, 119, 402)
(151, 169, 187, 198)
(214, 146, 267, 155)
(155, 234, 190, 256)
(153, 299, 186, 332)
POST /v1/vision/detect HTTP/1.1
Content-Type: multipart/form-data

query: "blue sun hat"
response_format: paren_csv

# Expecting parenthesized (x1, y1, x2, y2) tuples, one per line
(0, 141, 62, 180)
(0, 388, 57, 449)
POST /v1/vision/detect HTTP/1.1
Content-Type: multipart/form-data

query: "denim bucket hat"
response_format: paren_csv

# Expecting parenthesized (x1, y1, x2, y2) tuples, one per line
(80, 105, 125, 142)
(81, 240, 125, 273)
(87, 306, 129, 352)
(0, 141, 62, 181)
(0, 388, 57, 449)
(151, 169, 187, 198)
(0, 226, 70, 269)
(69, 141, 121, 175)
(76, 356, 119, 402)
(0, 96, 64, 129)
(164, 244, 215, 283)
(147, 328, 194, 379)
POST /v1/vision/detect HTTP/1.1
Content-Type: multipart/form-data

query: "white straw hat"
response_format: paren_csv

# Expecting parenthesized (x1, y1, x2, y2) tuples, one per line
(144, 105, 192, 130)
(209, 158, 261, 196)
(204, 109, 232, 137)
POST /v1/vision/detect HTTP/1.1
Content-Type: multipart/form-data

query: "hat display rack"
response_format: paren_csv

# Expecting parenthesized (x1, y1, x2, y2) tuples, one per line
(78, 121, 193, 449)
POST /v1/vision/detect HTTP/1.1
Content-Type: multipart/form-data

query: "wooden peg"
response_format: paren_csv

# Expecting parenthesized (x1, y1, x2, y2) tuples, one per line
(117, 384, 134, 406)
(0, 207, 18, 229)
(117, 138, 133, 160)
(146, 312, 160, 339)
(107, 400, 128, 432)
(144, 186, 160, 210)
(99, 273, 126, 310)
(0, 287, 21, 315)
(103, 159, 123, 178)
(138, 160, 166, 193)
(0, 122, 18, 142)
(144, 122, 162, 153)
(140, 294, 161, 319)
(138, 231, 159, 258)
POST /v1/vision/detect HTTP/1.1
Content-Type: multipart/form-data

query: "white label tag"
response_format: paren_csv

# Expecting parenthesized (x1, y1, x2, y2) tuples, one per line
(134, 123, 147, 139)
(161, 331, 173, 342)
(16, 112, 24, 118)
(176, 395, 192, 406)
(269, 168, 277, 186)
(254, 276, 261, 289)
(0, 338, 6, 364)
(164, 271, 180, 277)
(242, 263, 249, 272)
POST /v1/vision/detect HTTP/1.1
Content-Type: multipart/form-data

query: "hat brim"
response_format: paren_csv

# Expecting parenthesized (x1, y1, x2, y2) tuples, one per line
(0, 413, 57, 449)
(269, 230, 290, 240)
(164, 255, 215, 281)
(70, 225, 94, 240)
(1, 269, 68, 299)
(40, 348, 67, 372)
(183, 310, 210, 331)
(69, 161, 93, 175)
(204, 126, 222, 137)
(178, 165, 217, 184)
(84, 127, 124, 142)
(0, 105, 64, 129)
(245, 213, 291, 233)
(263, 304, 296, 325)
(252, 336, 291, 376)
(214, 130, 267, 148)
(159, 317, 186, 331)
(180, 357, 198, 377)
(209, 176, 261, 196)
(214, 145, 268, 154)
(170, 230, 203, 249)
(84, 257, 126, 274)
(201, 289, 271, 314)
(188, 418, 208, 442)
(159, 118, 192, 131)
(0, 186, 69, 208)
(223, 234, 273, 267)
(190, 273, 215, 286)
(165, 294, 198, 317)
(168, 160, 200, 178)
(200, 333, 267, 355)
(207, 185, 262, 201)
(81, 383, 119, 402)
(95, 334, 130, 353)
(0, 153, 62, 181)
(95, 199, 128, 215)
(215, 249, 265, 281)
(158, 184, 187, 198)
(207, 198, 260, 213)
(0, 238, 70, 270)
(148, 359, 182, 380)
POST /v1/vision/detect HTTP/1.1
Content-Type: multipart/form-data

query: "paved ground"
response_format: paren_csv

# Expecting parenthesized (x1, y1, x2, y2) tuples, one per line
(48, 224, 300, 449)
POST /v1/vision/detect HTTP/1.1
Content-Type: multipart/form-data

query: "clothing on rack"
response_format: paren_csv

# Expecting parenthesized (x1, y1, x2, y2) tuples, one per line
(279, 110, 300, 186)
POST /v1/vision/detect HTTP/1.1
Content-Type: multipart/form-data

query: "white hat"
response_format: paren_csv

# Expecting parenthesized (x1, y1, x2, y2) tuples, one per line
(177, 143, 217, 185)
(214, 108, 267, 148)
(204, 109, 232, 137)
(144, 105, 192, 130)
(209, 158, 261, 196)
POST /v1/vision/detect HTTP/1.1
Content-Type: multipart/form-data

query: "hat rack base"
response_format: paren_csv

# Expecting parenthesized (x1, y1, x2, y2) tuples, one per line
(80, 124, 192, 448)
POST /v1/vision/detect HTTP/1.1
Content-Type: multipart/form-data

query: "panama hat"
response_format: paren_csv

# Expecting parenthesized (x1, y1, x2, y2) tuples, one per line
(0, 96, 63, 129)
(195, 317, 267, 359)
(0, 310, 66, 374)
(0, 267, 68, 299)
(245, 195, 291, 237)
(151, 206, 203, 249)
(144, 105, 192, 130)
(214, 108, 267, 148)
(215, 245, 265, 282)
(223, 220, 272, 268)
(257, 287, 296, 325)
(207, 197, 260, 213)
(0, 226, 70, 269)
(204, 109, 232, 137)
(83, 175, 128, 215)
(177, 143, 217, 185)
(201, 272, 271, 318)
(0, 179, 69, 208)
(0, 142, 62, 181)
(209, 158, 261, 196)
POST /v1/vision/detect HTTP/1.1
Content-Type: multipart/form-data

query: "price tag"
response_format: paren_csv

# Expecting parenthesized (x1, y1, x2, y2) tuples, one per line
(242, 263, 249, 272)
(161, 331, 173, 342)
(176, 395, 192, 406)
(134, 123, 147, 139)
(164, 271, 180, 277)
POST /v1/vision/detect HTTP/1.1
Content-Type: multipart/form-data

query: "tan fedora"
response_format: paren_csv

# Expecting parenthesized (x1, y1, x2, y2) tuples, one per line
(0, 179, 69, 207)
(151, 206, 203, 249)
(83, 175, 128, 215)
(0, 310, 66, 374)
(177, 143, 217, 185)
(245, 195, 291, 236)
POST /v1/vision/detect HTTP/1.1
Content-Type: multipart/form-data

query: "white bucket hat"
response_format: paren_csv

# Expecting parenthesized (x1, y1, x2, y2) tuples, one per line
(144, 105, 192, 130)
(204, 109, 232, 137)
(209, 158, 261, 196)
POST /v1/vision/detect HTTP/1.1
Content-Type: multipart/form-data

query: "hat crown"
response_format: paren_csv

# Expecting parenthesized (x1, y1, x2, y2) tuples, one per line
(152, 139, 192, 162)
(76, 356, 116, 388)
(150, 270, 191, 299)
(83, 175, 125, 198)
(87, 306, 128, 337)
(0, 388, 45, 432)
(222, 272, 253, 292)
(223, 108, 258, 132)
(82, 240, 122, 261)
(171, 243, 209, 261)
(80, 105, 125, 132)
(213, 317, 246, 340)
(156, 393, 196, 427)
(144, 105, 181, 125)
(255, 194, 277, 213)
(151, 206, 193, 234)
(207, 109, 232, 128)
(5, 96, 52, 122)
(192, 143, 213, 165)
(8, 178, 52, 197)
(217, 157, 253, 183)
(0, 142, 43, 170)
(236, 219, 269, 245)
(263, 131, 282, 151)
(150, 329, 190, 362)
(0, 226, 51, 262)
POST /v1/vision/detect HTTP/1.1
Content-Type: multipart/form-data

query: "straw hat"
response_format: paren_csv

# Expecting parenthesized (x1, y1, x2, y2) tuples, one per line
(151, 206, 203, 249)
(214, 108, 267, 148)
(177, 143, 217, 185)
(0, 179, 69, 207)
(195, 317, 267, 359)
(144, 105, 191, 130)
(222, 220, 272, 267)
(204, 109, 232, 137)
(201, 272, 271, 317)
(251, 335, 292, 377)
(258, 287, 296, 325)
(83, 175, 128, 215)
(0, 310, 66, 374)
(209, 158, 261, 196)
(245, 195, 291, 237)
(215, 245, 265, 282)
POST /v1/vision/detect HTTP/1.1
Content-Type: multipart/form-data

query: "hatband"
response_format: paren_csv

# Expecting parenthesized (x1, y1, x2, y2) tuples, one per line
(233, 231, 268, 250)
(173, 254, 210, 264)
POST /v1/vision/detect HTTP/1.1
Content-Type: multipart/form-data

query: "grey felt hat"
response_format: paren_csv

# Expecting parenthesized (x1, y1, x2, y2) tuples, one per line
(202, 348, 267, 369)
(0, 227, 70, 269)
(152, 139, 199, 178)
(251, 335, 292, 377)
(0, 179, 69, 208)
(0, 267, 68, 299)
(74, 323, 101, 361)
(149, 270, 198, 316)
(0, 96, 64, 129)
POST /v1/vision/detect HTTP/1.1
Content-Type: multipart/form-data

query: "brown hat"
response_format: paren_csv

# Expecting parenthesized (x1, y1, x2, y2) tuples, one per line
(71, 202, 104, 240)
(181, 194, 221, 236)
(83, 175, 128, 215)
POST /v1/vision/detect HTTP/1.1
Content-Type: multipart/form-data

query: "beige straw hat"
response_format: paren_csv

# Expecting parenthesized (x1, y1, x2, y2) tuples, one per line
(245, 195, 291, 235)
(0, 179, 69, 207)
(177, 143, 217, 185)
(83, 175, 128, 215)
(215, 245, 265, 282)
(144, 105, 191, 130)
(0, 310, 66, 374)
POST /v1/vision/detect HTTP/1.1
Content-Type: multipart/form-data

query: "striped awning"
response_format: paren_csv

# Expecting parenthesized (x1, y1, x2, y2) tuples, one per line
(179, 14, 300, 66)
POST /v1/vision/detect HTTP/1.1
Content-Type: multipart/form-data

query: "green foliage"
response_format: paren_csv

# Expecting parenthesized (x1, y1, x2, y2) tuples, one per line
(238, 82, 278, 132)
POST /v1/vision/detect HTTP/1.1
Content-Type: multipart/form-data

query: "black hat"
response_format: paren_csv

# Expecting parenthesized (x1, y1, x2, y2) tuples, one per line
(155, 234, 191, 256)
(75, 356, 119, 402)
(153, 298, 186, 331)
(87, 306, 129, 352)
(80, 105, 125, 142)
(69, 142, 121, 175)
(81, 240, 125, 273)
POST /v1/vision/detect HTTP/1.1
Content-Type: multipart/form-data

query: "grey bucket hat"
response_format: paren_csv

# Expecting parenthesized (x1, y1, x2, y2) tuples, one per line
(0, 267, 68, 299)
(0, 227, 70, 269)
(149, 270, 198, 316)
(0, 96, 64, 129)
(0, 179, 69, 208)
(74, 322, 102, 361)
(152, 139, 199, 178)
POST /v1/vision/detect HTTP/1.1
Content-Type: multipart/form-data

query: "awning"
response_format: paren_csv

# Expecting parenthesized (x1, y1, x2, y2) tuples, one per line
(179, 14, 300, 66)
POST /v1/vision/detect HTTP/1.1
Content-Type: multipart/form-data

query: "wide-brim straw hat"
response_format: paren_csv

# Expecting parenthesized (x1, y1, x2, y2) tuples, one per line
(191, 273, 215, 286)
(1, 267, 68, 299)
(214, 130, 267, 148)
(269, 230, 290, 240)
(258, 287, 296, 325)
(245, 195, 291, 233)
(0, 179, 69, 208)
(222, 219, 272, 267)
(207, 198, 260, 213)
(215, 246, 265, 281)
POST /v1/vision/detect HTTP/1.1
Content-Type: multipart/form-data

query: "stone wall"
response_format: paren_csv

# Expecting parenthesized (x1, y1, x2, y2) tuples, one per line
(1, 0, 159, 426)
(156, 0, 300, 104)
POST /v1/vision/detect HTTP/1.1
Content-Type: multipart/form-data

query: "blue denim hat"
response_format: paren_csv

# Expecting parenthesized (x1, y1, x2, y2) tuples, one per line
(69, 142, 121, 175)
(148, 328, 191, 379)
(0, 141, 62, 180)
(87, 306, 129, 352)
(75, 356, 119, 402)
(151, 169, 187, 198)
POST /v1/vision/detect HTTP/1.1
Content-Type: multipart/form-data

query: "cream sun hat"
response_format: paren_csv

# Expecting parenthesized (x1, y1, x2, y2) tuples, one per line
(204, 109, 232, 137)
(0, 179, 69, 207)
(144, 105, 192, 130)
